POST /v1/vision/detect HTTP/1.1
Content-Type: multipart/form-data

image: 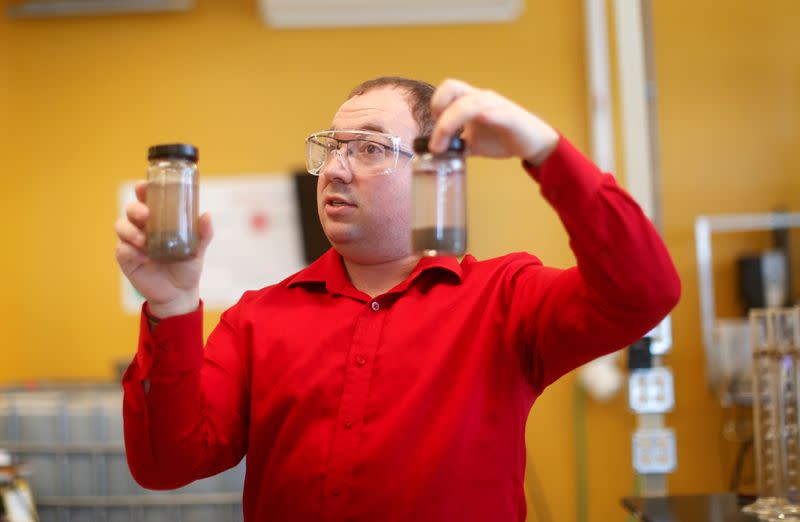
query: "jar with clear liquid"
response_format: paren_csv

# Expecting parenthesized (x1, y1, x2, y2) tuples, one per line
(411, 136, 466, 257)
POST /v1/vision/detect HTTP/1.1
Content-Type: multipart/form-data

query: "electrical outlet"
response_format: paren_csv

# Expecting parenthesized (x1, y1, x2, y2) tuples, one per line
(628, 367, 675, 413)
(632, 428, 677, 474)
(647, 316, 672, 355)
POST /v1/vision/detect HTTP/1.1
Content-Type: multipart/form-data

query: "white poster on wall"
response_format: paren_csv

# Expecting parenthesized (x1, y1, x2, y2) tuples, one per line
(118, 175, 306, 313)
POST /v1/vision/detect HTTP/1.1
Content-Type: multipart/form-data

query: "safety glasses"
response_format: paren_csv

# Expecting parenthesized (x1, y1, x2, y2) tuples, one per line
(305, 129, 414, 176)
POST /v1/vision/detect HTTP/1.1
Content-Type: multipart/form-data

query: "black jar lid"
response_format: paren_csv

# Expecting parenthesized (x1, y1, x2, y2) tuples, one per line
(148, 143, 199, 162)
(413, 136, 465, 154)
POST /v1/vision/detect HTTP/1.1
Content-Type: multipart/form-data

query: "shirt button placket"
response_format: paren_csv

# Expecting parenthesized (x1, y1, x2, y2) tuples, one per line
(324, 300, 386, 520)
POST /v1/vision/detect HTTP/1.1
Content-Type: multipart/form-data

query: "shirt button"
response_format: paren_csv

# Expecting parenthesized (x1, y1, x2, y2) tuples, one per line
(344, 418, 352, 429)
(370, 301, 380, 311)
(355, 355, 367, 367)
(331, 487, 341, 497)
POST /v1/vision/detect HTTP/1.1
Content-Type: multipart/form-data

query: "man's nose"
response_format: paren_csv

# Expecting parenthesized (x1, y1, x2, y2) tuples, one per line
(320, 145, 353, 183)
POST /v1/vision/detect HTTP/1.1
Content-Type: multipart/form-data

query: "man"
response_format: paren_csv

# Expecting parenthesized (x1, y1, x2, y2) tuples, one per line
(115, 77, 680, 521)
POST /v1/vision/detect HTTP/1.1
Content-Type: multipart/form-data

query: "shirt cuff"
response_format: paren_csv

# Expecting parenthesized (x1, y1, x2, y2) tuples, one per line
(134, 301, 205, 379)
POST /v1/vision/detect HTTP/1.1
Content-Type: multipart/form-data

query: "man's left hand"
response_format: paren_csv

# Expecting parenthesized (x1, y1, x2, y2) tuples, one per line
(429, 78, 560, 167)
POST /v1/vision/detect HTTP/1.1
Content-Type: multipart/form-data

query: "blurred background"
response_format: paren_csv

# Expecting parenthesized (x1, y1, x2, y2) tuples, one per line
(0, 0, 799, 520)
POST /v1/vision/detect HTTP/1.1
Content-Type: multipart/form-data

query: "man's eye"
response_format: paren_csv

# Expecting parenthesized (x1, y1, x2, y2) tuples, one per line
(364, 142, 385, 155)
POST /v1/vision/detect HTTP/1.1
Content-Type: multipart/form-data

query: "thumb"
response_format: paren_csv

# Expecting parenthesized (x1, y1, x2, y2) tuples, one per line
(195, 212, 214, 257)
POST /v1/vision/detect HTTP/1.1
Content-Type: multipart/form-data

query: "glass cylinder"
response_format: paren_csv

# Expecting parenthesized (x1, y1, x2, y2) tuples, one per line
(772, 308, 800, 521)
(744, 308, 783, 516)
(411, 136, 466, 257)
(745, 307, 800, 521)
(145, 143, 199, 262)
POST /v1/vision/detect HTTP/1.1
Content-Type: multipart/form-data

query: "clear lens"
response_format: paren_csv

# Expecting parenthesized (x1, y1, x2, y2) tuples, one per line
(306, 136, 336, 175)
(352, 139, 390, 167)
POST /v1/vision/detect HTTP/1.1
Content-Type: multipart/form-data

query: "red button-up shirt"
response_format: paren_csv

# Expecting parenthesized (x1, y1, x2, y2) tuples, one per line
(122, 137, 680, 522)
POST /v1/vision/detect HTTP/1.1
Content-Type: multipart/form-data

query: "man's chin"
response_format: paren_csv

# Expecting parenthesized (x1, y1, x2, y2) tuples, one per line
(326, 232, 380, 261)
(322, 225, 359, 249)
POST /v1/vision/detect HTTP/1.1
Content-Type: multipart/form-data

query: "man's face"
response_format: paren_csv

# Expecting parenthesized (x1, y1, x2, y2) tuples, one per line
(316, 86, 418, 263)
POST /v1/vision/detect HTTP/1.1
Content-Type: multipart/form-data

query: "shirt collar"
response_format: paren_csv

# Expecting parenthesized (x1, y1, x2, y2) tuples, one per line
(406, 254, 463, 284)
(287, 248, 349, 294)
(287, 248, 463, 296)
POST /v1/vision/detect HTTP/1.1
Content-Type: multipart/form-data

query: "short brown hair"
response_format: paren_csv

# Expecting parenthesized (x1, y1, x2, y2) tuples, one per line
(347, 77, 436, 138)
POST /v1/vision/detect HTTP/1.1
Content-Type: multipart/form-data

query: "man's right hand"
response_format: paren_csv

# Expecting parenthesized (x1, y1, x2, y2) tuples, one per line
(114, 181, 213, 318)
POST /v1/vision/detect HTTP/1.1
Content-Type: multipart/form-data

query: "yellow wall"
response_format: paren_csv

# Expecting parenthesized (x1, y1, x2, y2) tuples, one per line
(655, 0, 800, 505)
(2, 0, 800, 520)
(1, 9, 14, 377)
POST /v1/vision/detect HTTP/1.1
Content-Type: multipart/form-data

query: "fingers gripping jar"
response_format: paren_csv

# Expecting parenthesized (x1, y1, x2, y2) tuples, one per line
(411, 136, 467, 256)
(146, 143, 199, 262)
